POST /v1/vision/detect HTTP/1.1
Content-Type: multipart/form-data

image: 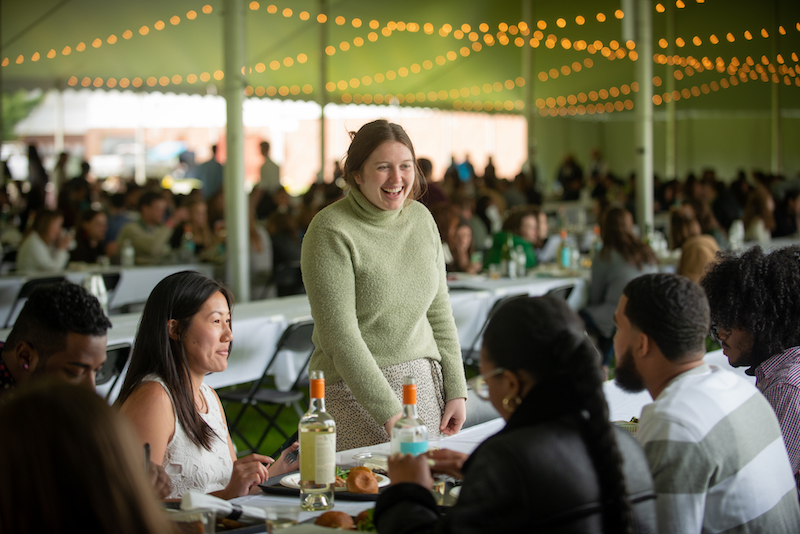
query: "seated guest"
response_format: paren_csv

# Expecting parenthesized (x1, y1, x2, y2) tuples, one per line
(115, 191, 185, 265)
(615, 274, 800, 533)
(773, 189, 800, 238)
(70, 208, 113, 264)
(742, 185, 775, 243)
(375, 296, 658, 533)
(448, 219, 481, 274)
(669, 209, 720, 283)
(0, 281, 109, 396)
(117, 271, 298, 499)
(0, 380, 172, 534)
(169, 199, 221, 261)
(702, 246, 800, 489)
(16, 209, 71, 272)
(581, 206, 658, 369)
(483, 207, 539, 271)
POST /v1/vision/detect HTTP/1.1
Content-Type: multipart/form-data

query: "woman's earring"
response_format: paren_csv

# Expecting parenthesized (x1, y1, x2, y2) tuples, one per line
(22, 363, 29, 370)
(502, 395, 521, 413)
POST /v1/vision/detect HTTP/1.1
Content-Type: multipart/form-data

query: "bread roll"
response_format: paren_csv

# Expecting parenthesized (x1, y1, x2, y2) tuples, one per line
(346, 466, 379, 494)
(314, 511, 354, 529)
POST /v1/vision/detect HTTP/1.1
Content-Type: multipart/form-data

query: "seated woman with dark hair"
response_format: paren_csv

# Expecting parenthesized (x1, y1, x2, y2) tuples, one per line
(70, 208, 113, 264)
(117, 271, 297, 499)
(483, 206, 539, 271)
(375, 296, 657, 533)
(0, 380, 171, 534)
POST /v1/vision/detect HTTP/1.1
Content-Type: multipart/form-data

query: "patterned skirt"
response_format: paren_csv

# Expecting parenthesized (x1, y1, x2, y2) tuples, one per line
(326, 358, 445, 451)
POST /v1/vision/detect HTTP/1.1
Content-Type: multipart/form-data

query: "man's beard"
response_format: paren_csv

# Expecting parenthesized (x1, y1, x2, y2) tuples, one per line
(614, 346, 645, 393)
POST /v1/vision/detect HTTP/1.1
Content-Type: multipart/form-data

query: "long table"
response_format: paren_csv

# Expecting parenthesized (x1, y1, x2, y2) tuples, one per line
(0, 263, 215, 325)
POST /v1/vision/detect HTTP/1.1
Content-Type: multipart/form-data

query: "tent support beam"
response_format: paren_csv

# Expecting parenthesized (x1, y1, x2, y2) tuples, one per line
(665, 4, 676, 181)
(522, 0, 535, 180)
(223, 0, 250, 302)
(635, 0, 654, 236)
(318, 0, 328, 183)
(770, 0, 781, 176)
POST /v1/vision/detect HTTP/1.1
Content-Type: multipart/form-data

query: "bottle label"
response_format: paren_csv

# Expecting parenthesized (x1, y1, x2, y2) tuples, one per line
(299, 432, 336, 484)
(400, 440, 428, 456)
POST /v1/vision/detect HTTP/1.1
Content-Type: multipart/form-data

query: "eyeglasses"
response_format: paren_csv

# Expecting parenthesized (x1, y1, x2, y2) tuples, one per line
(467, 367, 506, 401)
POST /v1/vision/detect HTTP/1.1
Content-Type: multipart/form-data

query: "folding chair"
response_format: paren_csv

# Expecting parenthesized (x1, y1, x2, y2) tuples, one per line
(219, 319, 315, 455)
(545, 284, 575, 302)
(95, 343, 131, 402)
(462, 293, 529, 366)
(5, 276, 66, 328)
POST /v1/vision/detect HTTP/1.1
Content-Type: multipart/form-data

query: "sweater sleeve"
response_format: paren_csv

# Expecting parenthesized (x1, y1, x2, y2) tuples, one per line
(301, 222, 403, 426)
(425, 219, 468, 402)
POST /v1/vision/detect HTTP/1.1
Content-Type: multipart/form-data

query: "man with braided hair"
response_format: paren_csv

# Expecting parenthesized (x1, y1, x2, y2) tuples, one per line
(702, 245, 800, 489)
(614, 273, 800, 534)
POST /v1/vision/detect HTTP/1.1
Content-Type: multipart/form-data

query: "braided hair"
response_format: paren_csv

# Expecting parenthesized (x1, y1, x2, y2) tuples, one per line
(482, 296, 633, 534)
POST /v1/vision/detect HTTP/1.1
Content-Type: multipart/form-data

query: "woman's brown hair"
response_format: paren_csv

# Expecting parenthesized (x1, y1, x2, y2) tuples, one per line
(342, 119, 425, 203)
(0, 380, 171, 534)
(599, 206, 657, 269)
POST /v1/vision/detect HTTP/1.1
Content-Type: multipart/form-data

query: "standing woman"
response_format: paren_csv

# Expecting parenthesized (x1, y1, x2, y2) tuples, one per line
(117, 271, 297, 499)
(301, 120, 468, 450)
(581, 207, 658, 370)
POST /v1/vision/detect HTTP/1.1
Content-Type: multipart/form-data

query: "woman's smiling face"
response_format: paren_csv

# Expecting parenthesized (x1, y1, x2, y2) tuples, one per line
(354, 141, 416, 211)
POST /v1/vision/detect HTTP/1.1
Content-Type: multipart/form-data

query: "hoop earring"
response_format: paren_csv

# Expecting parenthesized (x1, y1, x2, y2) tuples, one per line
(502, 395, 521, 413)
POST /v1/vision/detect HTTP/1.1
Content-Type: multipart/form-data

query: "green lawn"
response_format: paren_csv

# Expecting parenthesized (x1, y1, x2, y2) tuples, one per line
(219, 380, 307, 459)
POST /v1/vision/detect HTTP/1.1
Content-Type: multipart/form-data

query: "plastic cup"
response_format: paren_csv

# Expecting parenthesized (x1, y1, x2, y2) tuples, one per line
(263, 504, 301, 532)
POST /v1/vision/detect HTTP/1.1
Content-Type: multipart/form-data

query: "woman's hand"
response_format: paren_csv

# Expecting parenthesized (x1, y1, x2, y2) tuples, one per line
(384, 413, 402, 436)
(223, 453, 271, 498)
(388, 453, 434, 490)
(439, 398, 466, 435)
(427, 449, 468, 480)
(268, 442, 300, 478)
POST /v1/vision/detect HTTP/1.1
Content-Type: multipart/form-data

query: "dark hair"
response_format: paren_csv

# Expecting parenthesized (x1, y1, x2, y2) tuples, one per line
(669, 209, 700, 250)
(600, 206, 657, 269)
(0, 380, 170, 534)
(116, 271, 233, 450)
(137, 191, 165, 211)
(31, 209, 63, 240)
(77, 207, 105, 229)
(701, 245, 800, 368)
(483, 297, 633, 534)
(742, 186, 776, 232)
(342, 120, 423, 202)
(5, 281, 111, 362)
(417, 157, 433, 180)
(623, 274, 709, 361)
(502, 206, 538, 236)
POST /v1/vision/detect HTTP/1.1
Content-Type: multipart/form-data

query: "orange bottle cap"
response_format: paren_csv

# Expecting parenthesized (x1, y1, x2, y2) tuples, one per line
(310, 378, 325, 399)
(403, 383, 417, 405)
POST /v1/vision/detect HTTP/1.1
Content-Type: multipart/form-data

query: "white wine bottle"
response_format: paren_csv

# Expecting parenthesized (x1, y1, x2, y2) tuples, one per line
(391, 377, 429, 456)
(299, 370, 336, 511)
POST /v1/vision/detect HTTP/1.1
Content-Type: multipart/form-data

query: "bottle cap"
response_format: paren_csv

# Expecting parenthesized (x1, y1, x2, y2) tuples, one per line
(310, 370, 325, 399)
(403, 377, 417, 405)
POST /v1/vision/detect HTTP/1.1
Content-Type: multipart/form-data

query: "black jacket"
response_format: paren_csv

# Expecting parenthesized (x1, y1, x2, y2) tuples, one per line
(375, 385, 657, 534)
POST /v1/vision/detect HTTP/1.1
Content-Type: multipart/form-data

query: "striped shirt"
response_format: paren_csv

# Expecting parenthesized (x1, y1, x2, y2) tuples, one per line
(755, 346, 800, 487)
(638, 363, 800, 534)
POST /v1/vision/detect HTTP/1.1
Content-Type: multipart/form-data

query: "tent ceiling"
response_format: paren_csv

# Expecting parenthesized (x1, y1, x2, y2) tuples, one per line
(2, 0, 800, 116)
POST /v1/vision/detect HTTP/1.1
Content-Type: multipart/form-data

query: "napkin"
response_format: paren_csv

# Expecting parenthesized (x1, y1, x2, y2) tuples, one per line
(181, 491, 266, 521)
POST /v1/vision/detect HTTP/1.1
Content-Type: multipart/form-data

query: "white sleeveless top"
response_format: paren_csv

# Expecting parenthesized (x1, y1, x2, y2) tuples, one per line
(143, 375, 233, 499)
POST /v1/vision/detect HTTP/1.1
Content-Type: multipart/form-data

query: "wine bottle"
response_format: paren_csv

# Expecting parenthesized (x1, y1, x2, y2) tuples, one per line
(391, 377, 429, 456)
(299, 370, 336, 511)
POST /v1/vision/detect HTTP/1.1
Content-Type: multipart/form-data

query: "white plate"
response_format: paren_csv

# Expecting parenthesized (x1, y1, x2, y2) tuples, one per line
(450, 486, 462, 498)
(279, 472, 390, 491)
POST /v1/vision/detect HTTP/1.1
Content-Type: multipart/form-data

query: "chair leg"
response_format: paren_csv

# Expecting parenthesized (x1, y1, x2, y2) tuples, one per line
(292, 400, 305, 419)
(226, 402, 258, 455)
(252, 404, 289, 453)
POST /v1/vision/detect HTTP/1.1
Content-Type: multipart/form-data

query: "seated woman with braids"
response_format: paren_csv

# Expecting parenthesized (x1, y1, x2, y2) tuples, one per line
(374, 296, 658, 533)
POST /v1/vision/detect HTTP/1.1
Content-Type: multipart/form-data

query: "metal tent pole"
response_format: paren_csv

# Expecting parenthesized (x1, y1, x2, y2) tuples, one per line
(635, 0, 654, 235)
(223, 0, 250, 302)
(319, 0, 328, 183)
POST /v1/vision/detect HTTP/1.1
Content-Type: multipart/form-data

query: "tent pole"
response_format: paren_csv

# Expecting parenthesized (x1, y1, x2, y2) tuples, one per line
(522, 0, 535, 181)
(223, 0, 250, 302)
(318, 0, 328, 183)
(635, 0, 654, 236)
(665, 4, 676, 181)
(770, 0, 781, 176)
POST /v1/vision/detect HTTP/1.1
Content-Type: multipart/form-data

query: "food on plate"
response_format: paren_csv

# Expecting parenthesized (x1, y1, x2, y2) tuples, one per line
(346, 466, 379, 494)
(314, 511, 355, 529)
(355, 509, 376, 531)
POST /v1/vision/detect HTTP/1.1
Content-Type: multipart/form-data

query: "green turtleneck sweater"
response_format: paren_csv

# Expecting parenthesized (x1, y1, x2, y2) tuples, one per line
(301, 187, 468, 426)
